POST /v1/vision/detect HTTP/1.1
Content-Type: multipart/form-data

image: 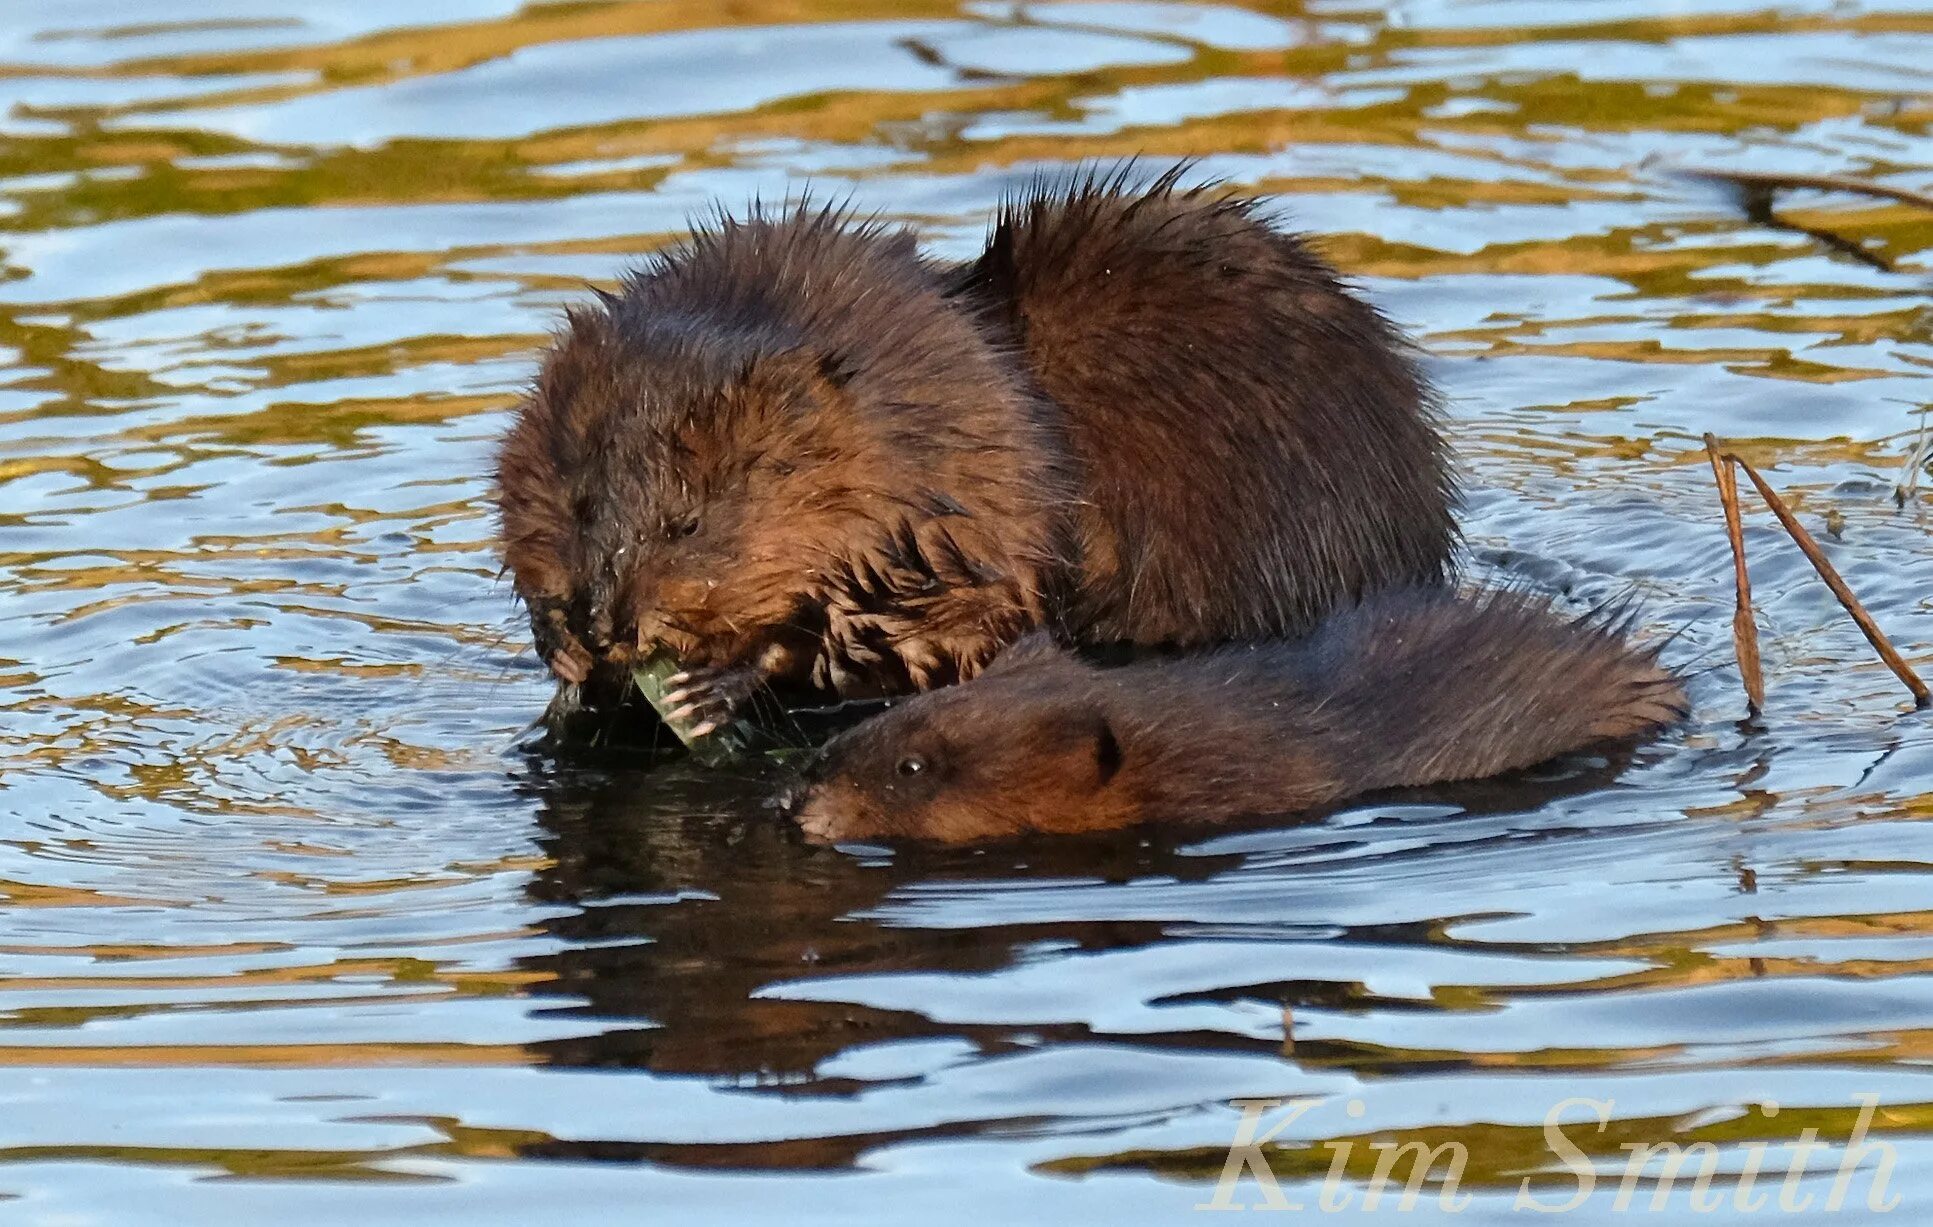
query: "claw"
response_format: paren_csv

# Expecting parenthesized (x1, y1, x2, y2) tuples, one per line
(689, 720, 718, 739)
(665, 702, 702, 725)
(550, 651, 590, 686)
(661, 685, 695, 706)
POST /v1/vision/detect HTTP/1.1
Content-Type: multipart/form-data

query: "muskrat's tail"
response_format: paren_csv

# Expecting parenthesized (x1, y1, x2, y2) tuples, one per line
(1307, 587, 1689, 789)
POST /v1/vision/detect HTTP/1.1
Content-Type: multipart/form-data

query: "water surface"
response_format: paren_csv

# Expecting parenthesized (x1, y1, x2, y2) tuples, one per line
(2, 0, 1932, 1221)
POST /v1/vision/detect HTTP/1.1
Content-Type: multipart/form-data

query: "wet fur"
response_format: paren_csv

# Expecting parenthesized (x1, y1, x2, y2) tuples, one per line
(498, 167, 1458, 724)
(498, 205, 1069, 708)
(954, 164, 1458, 643)
(787, 589, 1688, 844)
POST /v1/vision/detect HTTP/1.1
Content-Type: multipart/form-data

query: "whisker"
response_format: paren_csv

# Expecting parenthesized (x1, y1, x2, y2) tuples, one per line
(750, 681, 811, 750)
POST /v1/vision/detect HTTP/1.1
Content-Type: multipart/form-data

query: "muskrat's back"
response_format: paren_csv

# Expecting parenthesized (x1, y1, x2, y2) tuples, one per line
(787, 589, 1686, 844)
(956, 167, 1459, 645)
(1274, 589, 1686, 790)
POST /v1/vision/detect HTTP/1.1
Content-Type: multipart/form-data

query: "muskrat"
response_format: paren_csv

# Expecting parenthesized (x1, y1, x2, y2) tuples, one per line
(782, 590, 1687, 845)
(496, 169, 1456, 731)
(497, 207, 1071, 725)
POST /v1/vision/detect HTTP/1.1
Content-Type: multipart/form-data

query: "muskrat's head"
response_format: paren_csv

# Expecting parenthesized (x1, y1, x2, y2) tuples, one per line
(781, 637, 1137, 845)
(497, 306, 875, 690)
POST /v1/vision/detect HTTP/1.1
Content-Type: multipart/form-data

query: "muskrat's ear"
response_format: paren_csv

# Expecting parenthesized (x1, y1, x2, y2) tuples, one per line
(1087, 715, 1122, 787)
(981, 631, 1065, 677)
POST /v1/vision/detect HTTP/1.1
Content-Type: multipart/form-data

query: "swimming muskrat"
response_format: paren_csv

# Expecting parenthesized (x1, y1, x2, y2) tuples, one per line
(496, 168, 1457, 732)
(783, 589, 1687, 844)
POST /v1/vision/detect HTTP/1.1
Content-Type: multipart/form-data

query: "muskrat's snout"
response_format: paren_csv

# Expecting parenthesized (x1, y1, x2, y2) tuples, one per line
(767, 769, 806, 818)
(552, 583, 698, 679)
(769, 746, 831, 818)
(774, 745, 857, 844)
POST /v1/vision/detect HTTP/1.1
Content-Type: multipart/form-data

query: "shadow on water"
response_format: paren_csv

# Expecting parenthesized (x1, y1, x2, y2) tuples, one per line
(506, 745, 1661, 1170)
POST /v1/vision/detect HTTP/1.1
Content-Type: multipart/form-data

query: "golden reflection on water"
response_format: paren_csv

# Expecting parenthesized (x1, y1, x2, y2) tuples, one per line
(0, 0, 1931, 1217)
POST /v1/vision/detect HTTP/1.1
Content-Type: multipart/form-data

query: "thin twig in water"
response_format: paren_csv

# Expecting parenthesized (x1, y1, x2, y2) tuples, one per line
(1679, 168, 1933, 213)
(1704, 433, 1764, 713)
(1729, 450, 1930, 708)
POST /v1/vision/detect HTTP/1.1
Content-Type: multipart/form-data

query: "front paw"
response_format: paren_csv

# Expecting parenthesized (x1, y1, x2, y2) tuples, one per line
(660, 664, 763, 738)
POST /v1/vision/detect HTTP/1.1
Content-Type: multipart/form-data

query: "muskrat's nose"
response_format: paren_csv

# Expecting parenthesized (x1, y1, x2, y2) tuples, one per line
(768, 749, 830, 818)
(767, 779, 806, 817)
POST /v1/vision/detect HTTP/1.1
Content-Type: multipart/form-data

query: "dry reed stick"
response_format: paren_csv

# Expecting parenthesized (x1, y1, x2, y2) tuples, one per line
(1704, 433, 1765, 713)
(1728, 454, 1930, 708)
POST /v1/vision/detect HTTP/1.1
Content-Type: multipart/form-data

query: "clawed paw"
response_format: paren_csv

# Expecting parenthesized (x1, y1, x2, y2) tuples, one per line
(660, 664, 763, 736)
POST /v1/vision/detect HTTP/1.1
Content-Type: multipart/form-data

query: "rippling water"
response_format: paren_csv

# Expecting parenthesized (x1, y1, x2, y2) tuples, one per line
(2, 1, 1931, 1221)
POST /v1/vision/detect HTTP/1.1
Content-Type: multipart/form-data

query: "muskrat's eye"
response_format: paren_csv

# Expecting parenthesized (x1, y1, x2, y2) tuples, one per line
(896, 755, 927, 777)
(665, 515, 700, 540)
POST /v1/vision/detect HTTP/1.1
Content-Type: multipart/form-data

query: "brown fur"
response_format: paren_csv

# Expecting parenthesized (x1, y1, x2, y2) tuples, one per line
(497, 167, 1457, 726)
(953, 164, 1457, 643)
(785, 589, 1688, 845)
(497, 205, 1070, 714)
